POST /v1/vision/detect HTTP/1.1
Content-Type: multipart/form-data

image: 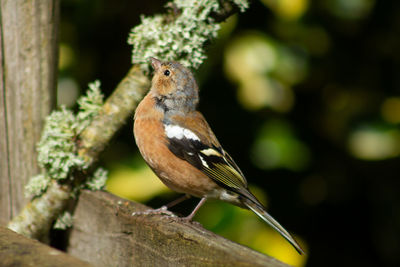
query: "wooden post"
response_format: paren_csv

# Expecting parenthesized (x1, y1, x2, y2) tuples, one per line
(0, 0, 59, 225)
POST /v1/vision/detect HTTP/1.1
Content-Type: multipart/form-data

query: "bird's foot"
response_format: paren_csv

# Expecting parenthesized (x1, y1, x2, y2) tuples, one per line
(179, 216, 202, 227)
(131, 205, 178, 217)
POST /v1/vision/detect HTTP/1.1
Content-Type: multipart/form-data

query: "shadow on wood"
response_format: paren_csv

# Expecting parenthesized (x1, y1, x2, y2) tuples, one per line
(68, 190, 290, 267)
(0, 227, 92, 267)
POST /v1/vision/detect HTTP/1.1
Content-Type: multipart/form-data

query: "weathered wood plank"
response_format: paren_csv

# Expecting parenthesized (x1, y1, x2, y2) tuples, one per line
(0, 227, 92, 267)
(68, 190, 290, 267)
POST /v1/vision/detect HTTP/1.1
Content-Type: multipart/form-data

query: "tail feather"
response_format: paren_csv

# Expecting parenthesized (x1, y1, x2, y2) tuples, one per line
(244, 199, 305, 255)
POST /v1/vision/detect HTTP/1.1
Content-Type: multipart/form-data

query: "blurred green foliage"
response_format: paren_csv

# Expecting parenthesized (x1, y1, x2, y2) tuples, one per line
(59, 0, 400, 266)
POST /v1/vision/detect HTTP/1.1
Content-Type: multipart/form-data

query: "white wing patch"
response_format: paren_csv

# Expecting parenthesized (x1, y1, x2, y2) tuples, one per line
(198, 155, 209, 168)
(200, 148, 222, 157)
(164, 124, 200, 141)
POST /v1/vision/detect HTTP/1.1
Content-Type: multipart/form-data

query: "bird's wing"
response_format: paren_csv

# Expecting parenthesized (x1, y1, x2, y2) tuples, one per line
(164, 112, 248, 194)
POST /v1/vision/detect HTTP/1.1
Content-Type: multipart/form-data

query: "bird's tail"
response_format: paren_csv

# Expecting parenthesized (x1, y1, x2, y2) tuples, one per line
(242, 197, 305, 254)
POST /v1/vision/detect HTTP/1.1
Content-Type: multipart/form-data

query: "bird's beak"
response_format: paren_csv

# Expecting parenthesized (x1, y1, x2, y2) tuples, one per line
(150, 57, 162, 71)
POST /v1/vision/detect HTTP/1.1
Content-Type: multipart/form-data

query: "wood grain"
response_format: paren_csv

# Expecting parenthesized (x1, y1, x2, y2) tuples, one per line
(68, 190, 290, 267)
(0, 0, 59, 225)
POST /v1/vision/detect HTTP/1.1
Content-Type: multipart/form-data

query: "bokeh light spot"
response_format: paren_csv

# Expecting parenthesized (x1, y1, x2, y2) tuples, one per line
(348, 125, 400, 160)
(57, 77, 80, 107)
(261, 0, 309, 21)
(381, 97, 400, 124)
(251, 119, 310, 171)
(59, 43, 75, 71)
(224, 32, 306, 112)
(106, 159, 169, 202)
(325, 0, 375, 20)
(224, 33, 278, 83)
(253, 228, 307, 267)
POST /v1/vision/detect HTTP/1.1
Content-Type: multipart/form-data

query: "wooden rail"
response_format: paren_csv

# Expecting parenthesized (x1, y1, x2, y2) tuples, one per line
(67, 190, 290, 267)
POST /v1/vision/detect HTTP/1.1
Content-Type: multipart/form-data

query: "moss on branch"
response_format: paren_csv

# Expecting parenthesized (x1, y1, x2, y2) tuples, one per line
(128, 0, 249, 72)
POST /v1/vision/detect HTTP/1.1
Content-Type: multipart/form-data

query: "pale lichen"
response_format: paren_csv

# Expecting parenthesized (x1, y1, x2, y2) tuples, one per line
(25, 173, 51, 198)
(232, 0, 249, 12)
(36, 106, 84, 181)
(128, 0, 250, 72)
(76, 80, 104, 132)
(128, 0, 221, 72)
(54, 211, 73, 230)
(25, 81, 105, 198)
(84, 167, 108, 191)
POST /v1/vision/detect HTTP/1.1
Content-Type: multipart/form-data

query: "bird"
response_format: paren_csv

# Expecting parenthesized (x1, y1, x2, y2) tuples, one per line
(133, 57, 304, 254)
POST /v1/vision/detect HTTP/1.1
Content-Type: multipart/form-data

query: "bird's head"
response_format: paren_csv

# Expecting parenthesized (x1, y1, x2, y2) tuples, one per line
(149, 57, 199, 113)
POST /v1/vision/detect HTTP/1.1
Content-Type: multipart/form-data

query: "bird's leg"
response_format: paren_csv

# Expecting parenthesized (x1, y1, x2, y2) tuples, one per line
(132, 194, 191, 217)
(163, 194, 191, 209)
(183, 197, 207, 221)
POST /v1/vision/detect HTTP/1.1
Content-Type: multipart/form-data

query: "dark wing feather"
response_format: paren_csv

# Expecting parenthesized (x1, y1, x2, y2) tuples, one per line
(167, 134, 207, 171)
(166, 131, 248, 194)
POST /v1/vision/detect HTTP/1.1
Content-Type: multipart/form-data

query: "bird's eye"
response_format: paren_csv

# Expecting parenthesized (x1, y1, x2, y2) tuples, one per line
(164, 70, 170, 76)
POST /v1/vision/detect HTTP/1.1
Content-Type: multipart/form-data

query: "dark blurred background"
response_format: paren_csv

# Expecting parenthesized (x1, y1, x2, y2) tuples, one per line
(58, 0, 400, 266)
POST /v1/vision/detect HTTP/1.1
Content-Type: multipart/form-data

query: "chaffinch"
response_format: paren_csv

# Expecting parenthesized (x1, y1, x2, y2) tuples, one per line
(133, 57, 304, 254)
